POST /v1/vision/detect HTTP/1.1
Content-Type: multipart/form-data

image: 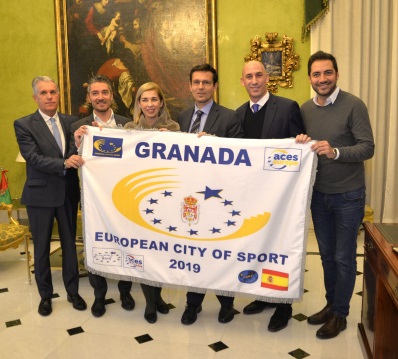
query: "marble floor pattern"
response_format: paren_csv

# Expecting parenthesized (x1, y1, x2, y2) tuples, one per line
(0, 229, 365, 359)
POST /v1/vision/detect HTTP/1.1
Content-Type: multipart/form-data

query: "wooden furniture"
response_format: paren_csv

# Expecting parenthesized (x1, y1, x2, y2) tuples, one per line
(358, 222, 398, 359)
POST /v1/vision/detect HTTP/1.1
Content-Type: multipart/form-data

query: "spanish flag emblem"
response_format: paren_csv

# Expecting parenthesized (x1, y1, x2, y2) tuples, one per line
(261, 269, 289, 291)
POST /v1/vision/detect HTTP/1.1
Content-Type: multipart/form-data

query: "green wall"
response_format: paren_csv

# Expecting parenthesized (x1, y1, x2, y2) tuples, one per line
(0, 0, 310, 199)
(218, 0, 310, 108)
(0, 2, 58, 199)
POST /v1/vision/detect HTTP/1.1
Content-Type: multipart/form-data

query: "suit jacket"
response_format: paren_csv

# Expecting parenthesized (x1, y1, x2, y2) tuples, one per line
(177, 102, 243, 138)
(70, 113, 132, 153)
(236, 93, 305, 139)
(14, 110, 80, 207)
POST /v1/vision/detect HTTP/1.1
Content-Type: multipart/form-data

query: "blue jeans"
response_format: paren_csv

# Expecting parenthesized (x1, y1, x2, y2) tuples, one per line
(311, 187, 365, 318)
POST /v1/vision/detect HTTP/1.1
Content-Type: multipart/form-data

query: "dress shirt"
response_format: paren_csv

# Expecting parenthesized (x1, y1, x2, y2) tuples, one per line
(40, 110, 65, 155)
(189, 100, 214, 133)
(249, 92, 270, 113)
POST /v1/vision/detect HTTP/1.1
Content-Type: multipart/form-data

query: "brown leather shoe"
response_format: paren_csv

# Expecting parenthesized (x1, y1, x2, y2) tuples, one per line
(307, 304, 332, 325)
(316, 313, 347, 339)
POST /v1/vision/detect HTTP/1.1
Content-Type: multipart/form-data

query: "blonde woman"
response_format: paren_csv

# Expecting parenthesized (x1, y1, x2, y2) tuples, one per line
(125, 82, 179, 323)
(125, 82, 180, 131)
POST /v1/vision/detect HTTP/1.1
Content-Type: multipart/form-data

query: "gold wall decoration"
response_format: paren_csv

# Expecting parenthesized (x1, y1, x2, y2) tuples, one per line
(245, 33, 299, 94)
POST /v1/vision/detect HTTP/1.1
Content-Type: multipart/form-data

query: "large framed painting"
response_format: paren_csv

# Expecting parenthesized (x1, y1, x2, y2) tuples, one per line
(55, 0, 217, 120)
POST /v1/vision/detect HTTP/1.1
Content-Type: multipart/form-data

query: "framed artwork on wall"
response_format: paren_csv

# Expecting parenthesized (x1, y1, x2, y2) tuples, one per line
(245, 33, 299, 94)
(55, 0, 217, 120)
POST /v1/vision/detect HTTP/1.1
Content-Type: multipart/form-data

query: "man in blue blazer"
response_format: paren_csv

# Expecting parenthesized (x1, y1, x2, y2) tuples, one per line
(178, 64, 243, 326)
(71, 75, 135, 318)
(237, 60, 305, 332)
(14, 76, 87, 316)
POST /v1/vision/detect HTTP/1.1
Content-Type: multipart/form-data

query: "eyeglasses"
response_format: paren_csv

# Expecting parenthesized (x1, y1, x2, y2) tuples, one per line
(191, 80, 213, 87)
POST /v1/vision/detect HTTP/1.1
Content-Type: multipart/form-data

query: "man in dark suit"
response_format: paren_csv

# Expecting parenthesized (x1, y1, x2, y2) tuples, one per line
(237, 60, 305, 332)
(71, 75, 135, 318)
(178, 64, 243, 325)
(14, 76, 87, 316)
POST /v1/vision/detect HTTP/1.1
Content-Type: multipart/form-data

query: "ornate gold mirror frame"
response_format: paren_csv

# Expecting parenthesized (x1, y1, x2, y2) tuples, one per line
(245, 33, 299, 94)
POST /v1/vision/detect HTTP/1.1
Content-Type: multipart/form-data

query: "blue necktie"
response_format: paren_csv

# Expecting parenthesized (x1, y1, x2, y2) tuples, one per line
(50, 118, 62, 152)
(252, 104, 260, 113)
(190, 110, 204, 133)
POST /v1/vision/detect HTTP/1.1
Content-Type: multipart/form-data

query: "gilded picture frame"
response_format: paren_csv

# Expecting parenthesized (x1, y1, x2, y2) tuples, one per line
(55, 0, 217, 120)
(245, 33, 299, 94)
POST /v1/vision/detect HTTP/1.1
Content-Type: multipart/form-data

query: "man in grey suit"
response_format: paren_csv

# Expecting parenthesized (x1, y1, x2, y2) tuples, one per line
(178, 64, 243, 326)
(237, 60, 305, 332)
(71, 75, 135, 318)
(14, 76, 87, 316)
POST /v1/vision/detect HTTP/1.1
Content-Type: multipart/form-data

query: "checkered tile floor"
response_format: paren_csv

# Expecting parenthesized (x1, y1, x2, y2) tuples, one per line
(0, 230, 365, 358)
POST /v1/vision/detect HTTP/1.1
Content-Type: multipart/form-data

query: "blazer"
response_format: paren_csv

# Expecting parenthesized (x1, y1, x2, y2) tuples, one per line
(69, 113, 132, 153)
(178, 102, 243, 138)
(14, 110, 80, 207)
(236, 93, 305, 139)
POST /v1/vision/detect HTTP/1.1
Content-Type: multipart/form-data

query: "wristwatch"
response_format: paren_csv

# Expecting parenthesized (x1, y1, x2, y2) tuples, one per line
(333, 148, 338, 157)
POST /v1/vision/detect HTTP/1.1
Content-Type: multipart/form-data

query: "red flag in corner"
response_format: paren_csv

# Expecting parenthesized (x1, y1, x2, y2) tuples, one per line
(0, 169, 12, 204)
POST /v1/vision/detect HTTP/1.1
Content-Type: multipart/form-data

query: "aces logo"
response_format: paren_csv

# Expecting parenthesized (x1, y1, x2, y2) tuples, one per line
(263, 148, 302, 172)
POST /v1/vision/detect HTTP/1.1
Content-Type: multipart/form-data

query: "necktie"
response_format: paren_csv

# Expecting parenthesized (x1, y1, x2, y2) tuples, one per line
(252, 104, 260, 113)
(50, 118, 62, 152)
(190, 110, 204, 133)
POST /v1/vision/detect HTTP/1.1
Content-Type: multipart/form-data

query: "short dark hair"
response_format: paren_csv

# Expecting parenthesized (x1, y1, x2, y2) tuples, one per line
(189, 64, 218, 84)
(308, 51, 338, 76)
(87, 75, 112, 93)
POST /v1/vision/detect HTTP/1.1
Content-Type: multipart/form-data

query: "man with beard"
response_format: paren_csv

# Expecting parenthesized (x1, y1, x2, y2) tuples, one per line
(71, 75, 135, 317)
(296, 51, 374, 339)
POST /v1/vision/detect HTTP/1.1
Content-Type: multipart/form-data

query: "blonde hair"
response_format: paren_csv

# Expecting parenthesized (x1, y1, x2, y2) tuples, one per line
(133, 82, 171, 123)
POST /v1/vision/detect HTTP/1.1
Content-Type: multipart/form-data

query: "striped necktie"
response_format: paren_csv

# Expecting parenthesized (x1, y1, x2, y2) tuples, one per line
(50, 118, 62, 152)
(190, 110, 204, 133)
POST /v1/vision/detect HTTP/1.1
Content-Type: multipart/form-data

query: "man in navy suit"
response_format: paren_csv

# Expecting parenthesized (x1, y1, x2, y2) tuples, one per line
(71, 75, 135, 318)
(178, 64, 243, 326)
(14, 76, 87, 316)
(237, 60, 305, 332)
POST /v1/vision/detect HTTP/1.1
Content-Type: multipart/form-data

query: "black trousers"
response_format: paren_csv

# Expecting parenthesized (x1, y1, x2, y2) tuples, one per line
(88, 272, 132, 299)
(27, 203, 78, 299)
(186, 291, 234, 307)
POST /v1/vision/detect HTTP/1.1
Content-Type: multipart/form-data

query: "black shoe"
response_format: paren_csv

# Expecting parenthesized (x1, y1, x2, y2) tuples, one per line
(157, 303, 170, 314)
(316, 313, 347, 339)
(218, 306, 235, 323)
(243, 300, 277, 315)
(38, 298, 52, 316)
(67, 294, 87, 311)
(268, 305, 292, 332)
(120, 292, 135, 311)
(91, 298, 106, 317)
(181, 304, 202, 325)
(307, 304, 332, 325)
(144, 306, 158, 324)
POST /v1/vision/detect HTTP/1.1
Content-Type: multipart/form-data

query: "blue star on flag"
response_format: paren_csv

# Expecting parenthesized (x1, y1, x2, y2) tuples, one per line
(152, 218, 161, 224)
(167, 226, 177, 232)
(162, 190, 172, 197)
(188, 229, 198, 236)
(210, 227, 221, 233)
(197, 186, 222, 200)
(148, 198, 158, 204)
(230, 210, 241, 216)
(226, 220, 236, 226)
(222, 199, 233, 206)
(144, 208, 154, 214)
